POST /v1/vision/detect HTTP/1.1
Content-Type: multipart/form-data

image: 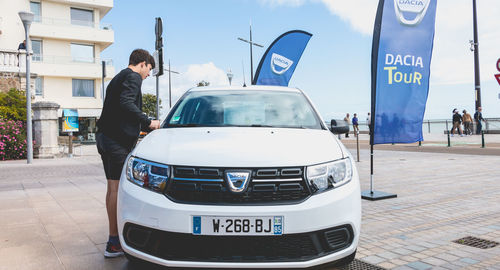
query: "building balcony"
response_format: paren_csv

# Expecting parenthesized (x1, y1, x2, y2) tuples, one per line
(31, 17, 114, 48)
(0, 49, 27, 74)
(31, 55, 115, 79)
(45, 0, 113, 18)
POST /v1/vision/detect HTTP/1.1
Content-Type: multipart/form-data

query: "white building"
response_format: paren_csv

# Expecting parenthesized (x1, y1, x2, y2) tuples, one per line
(0, 0, 114, 141)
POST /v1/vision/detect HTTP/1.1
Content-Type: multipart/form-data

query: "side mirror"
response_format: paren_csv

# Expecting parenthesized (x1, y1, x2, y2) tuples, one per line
(329, 119, 350, 135)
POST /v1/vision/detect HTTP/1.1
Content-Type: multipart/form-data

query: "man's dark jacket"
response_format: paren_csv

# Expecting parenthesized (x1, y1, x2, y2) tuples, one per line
(97, 68, 151, 149)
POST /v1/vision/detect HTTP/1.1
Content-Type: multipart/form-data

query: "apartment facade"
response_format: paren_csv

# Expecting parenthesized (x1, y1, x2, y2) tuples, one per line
(0, 0, 114, 141)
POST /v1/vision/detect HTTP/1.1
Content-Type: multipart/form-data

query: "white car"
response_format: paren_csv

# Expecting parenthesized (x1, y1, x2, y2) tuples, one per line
(118, 86, 361, 269)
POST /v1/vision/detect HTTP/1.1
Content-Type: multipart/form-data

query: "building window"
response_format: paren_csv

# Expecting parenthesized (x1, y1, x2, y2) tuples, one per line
(35, 77, 43, 96)
(31, 40, 42, 61)
(30, 1, 41, 22)
(72, 79, 94, 97)
(70, 8, 94, 27)
(71, 43, 94, 63)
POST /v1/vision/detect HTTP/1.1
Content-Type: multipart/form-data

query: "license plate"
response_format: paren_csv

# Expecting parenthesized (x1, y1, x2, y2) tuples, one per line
(192, 216, 283, 235)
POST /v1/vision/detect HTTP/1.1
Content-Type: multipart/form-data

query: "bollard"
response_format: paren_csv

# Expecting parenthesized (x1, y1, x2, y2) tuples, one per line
(446, 120, 451, 147)
(481, 131, 485, 148)
(356, 131, 360, 162)
(428, 120, 431, 133)
(68, 131, 73, 158)
(419, 141, 421, 147)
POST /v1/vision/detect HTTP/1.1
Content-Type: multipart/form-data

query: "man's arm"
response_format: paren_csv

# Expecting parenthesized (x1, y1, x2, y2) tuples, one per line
(119, 73, 151, 128)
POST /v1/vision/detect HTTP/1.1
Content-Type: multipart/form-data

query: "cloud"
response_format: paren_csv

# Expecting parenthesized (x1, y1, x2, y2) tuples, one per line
(142, 62, 232, 119)
(262, 0, 500, 85)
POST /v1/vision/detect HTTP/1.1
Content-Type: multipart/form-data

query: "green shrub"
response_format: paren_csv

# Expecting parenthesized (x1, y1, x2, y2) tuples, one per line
(0, 88, 27, 122)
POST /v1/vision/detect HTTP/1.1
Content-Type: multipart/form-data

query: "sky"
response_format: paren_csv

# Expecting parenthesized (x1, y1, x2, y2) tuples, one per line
(100, 0, 500, 121)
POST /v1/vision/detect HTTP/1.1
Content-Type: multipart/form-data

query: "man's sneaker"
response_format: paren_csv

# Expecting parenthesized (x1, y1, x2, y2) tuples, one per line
(104, 241, 124, 258)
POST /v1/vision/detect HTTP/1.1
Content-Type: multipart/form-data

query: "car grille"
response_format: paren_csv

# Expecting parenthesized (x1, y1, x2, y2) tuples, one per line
(164, 166, 311, 205)
(123, 223, 354, 263)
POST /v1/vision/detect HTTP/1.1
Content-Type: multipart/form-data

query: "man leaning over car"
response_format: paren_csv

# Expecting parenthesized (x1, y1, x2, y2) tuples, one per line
(96, 49, 161, 258)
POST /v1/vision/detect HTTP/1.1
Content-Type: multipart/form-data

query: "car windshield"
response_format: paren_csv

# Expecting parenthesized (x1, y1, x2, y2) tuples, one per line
(164, 90, 323, 129)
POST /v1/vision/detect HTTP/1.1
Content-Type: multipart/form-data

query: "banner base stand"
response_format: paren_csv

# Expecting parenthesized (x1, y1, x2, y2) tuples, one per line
(361, 190, 397, 201)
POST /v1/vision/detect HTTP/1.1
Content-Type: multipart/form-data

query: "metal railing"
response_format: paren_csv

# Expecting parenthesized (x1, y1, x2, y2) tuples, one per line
(324, 118, 500, 134)
(1, 49, 113, 73)
(34, 17, 112, 30)
(31, 54, 113, 66)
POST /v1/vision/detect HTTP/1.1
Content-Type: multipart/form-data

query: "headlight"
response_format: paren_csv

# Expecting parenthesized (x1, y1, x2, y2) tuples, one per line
(126, 156, 169, 192)
(306, 157, 353, 193)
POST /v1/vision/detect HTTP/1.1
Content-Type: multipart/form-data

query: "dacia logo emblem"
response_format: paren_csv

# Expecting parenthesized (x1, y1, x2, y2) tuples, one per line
(394, 0, 431, 26)
(225, 170, 251, 193)
(271, 53, 294, 75)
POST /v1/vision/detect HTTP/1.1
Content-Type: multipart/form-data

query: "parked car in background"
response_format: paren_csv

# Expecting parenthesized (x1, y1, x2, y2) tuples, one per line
(118, 86, 361, 268)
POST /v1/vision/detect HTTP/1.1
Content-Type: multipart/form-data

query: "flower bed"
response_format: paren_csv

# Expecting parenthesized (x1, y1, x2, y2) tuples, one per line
(0, 120, 27, 160)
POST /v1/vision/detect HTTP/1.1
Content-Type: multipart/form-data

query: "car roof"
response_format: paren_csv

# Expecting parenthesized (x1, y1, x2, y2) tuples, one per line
(187, 85, 302, 93)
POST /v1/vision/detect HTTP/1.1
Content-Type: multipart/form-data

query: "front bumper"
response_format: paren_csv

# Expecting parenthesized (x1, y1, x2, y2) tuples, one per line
(117, 169, 361, 268)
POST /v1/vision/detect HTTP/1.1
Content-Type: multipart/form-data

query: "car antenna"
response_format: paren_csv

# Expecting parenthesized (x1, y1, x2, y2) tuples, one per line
(242, 60, 247, 87)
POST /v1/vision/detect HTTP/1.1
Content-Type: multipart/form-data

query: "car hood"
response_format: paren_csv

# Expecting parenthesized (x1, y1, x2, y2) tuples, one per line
(133, 127, 345, 167)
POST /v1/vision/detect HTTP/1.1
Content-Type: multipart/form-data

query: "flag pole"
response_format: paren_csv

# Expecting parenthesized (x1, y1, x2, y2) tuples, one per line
(361, 0, 397, 201)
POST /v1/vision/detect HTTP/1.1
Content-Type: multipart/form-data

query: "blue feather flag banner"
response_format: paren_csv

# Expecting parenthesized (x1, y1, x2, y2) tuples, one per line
(371, 0, 437, 145)
(253, 30, 312, 86)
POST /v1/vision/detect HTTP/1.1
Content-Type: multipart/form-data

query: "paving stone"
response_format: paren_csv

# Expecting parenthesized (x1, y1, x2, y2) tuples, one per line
(422, 256, 447, 266)
(362, 255, 386, 265)
(406, 261, 433, 270)
(460, 258, 479, 264)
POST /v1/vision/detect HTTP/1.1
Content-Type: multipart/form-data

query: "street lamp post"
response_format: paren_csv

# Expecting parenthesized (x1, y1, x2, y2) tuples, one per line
(472, 0, 481, 111)
(227, 69, 233, 85)
(19, 11, 34, 164)
(164, 60, 179, 109)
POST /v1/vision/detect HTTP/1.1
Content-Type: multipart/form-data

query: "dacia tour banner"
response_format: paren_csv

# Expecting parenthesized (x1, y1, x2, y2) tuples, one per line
(253, 30, 312, 86)
(371, 0, 437, 145)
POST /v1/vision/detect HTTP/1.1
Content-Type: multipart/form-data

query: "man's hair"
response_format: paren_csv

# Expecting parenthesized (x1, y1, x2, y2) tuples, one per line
(129, 49, 155, 69)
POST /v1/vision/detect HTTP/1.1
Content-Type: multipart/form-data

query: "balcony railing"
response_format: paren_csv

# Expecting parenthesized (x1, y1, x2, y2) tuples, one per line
(0, 49, 28, 73)
(1, 49, 113, 74)
(31, 54, 113, 66)
(34, 17, 112, 30)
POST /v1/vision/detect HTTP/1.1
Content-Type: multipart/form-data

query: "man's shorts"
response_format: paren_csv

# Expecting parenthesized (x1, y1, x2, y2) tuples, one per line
(96, 132, 130, 180)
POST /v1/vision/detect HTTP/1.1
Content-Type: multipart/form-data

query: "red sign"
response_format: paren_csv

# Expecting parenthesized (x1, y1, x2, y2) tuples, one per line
(496, 58, 500, 86)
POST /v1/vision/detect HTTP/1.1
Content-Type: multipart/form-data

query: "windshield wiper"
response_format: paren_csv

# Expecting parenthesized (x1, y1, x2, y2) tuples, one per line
(250, 124, 274, 127)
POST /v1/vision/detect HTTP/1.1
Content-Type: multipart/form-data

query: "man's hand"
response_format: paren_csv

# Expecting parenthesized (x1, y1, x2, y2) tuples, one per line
(149, 120, 161, 130)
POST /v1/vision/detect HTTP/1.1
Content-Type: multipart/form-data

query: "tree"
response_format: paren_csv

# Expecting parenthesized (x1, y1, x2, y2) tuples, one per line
(142, 93, 162, 118)
(197, 80, 210, 87)
(0, 88, 27, 122)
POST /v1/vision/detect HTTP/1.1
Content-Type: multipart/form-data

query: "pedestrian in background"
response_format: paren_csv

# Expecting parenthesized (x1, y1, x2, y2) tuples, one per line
(352, 113, 359, 137)
(450, 109, 463, 137)
(96, 49, 160, 258)
(462, 109, 473, 136)
(366, 112, 371, 135)
(344, 113, 350, 138)
(17, 40, 26, 50)
(474, 107, 485, 135)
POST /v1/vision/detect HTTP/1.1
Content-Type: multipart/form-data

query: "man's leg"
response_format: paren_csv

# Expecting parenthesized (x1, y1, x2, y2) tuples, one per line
(106, 179, 120, 237)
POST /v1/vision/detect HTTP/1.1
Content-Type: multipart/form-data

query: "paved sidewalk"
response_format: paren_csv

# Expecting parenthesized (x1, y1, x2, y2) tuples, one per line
(0, 145, 499, 269)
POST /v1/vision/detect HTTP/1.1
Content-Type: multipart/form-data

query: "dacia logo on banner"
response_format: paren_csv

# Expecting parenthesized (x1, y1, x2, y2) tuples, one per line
(271, 53, 294, 75)
(394, 0, 431, 26)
